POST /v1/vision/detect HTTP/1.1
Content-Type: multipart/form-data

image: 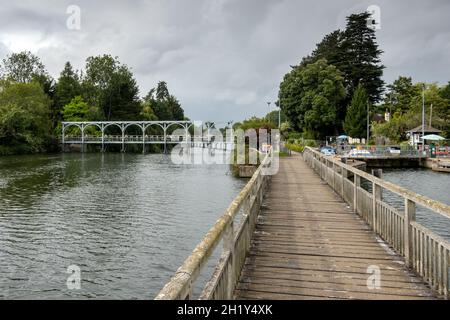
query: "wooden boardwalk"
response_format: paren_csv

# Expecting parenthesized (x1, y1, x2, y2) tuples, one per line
(235, 155, 438, 300)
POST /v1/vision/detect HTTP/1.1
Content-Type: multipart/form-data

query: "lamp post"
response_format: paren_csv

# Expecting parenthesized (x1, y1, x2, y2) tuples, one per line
(422, 84, 426, 151)
(267, 102, 271, 117)
(367, 101, 370, 145)
(278, 107, 281, 130)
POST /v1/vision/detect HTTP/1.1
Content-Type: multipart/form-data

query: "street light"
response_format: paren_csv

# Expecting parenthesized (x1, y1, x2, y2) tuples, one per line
(367, 101, 370, 145)
(422, 84, 426, 147)
(267, 102, 272, 116)
(277, 101, 281, 130)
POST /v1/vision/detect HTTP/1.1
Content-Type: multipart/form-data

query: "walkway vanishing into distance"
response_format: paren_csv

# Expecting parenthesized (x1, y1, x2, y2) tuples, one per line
(235, 155, 437, 300)
(156, 147, 449, 300)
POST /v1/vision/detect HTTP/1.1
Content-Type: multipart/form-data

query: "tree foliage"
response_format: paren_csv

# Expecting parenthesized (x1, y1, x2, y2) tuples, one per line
(373, 81, 450, 142)
(280, 12, 384, 138)
(83, 54, 141, 121)
(0, 51, 48, 83)
(278, 59, 346, 139)
(53, 62, 82, 126)
(62, 96, 100, 122)
(343, 84, 369, 139)
(0, 81, 52, 154)
(143, 81, 184, 121)
(338, 12, 384, 104)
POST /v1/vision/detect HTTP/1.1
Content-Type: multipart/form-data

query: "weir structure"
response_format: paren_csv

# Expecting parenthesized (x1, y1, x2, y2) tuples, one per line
(156, 147, 450, 300)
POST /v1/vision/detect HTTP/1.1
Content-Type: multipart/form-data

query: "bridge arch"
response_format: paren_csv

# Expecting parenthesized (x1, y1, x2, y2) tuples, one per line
(82, 123, 102, 134)
(103, 123, 124, 133)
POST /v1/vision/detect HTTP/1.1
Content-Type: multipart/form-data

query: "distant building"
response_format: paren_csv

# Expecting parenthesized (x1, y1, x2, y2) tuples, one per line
(406, 125, 442, 147)
(372, 113, 385, 124)
(384, 110, 391, 122)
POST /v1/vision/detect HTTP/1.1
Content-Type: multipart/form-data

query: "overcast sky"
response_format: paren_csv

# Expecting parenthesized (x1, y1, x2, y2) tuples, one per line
(0, 0, 449, 123)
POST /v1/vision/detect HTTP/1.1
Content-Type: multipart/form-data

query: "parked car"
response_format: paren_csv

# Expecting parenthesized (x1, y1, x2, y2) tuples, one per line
(387, 147, 401, 155)
(346, 149, 371, 157)
(320, 147, 336, 156)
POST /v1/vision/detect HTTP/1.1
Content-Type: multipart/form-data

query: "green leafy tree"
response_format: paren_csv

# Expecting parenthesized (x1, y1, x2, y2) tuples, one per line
(0, 51, 47, 83)
(62, 96, 99, 122)
(143, 81, 184, 121)
(233, 117, 275, 132)
(60, 96, 101, 135)
(278, 59, 346, 139)
(410, 83, 449, 135)
(338, 12, 385, 104)
(373, 81, 450, 142)
(301, 30, 343, 68)
(1, 51, 55, 106)
(83, 55, 141, 120)
(382, 76, 421, 114)
(439, 82, 450, 136)
(265, 109, 287, 126)
(0, 81, 52, 154)
(372, 110, 419, 143)
(140, 101, 158, 121)
(55, 62, 81, 113)
(441, 82, 450, 100)
(300, 13, 384, 115)
(54, 62, 82, 127)
(344, 84, 369, 139)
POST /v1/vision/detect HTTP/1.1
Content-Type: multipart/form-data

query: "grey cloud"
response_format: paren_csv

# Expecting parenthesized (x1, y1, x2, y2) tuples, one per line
(0, 0, 449, 123)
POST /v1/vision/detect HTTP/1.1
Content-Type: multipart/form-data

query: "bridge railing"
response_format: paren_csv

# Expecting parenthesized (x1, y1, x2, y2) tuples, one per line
(64, 135, 195, 142)
(303, 146, 450, 298)
(336, 145, 420, 157)
(155, 151, 272, 300)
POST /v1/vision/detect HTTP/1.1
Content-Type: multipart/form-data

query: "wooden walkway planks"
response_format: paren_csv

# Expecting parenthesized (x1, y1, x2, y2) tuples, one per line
(235, 155, 439, 300)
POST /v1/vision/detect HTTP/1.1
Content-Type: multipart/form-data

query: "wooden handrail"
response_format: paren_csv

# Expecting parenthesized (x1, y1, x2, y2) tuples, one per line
(303, 146, 450, 298)
(305, 147, 450, 218)
(155, 151, 272, 300)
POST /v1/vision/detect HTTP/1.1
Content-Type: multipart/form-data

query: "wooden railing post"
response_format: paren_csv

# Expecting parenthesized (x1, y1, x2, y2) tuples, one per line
(223, 221, 234, 252)
(223, 221, 234, 300)
(353, 174, 360, 214)
(372, 182, 382, 230)
(404, 199, 416, 268)
(332, 162, 336, 191)
(342, 168, 347, 199)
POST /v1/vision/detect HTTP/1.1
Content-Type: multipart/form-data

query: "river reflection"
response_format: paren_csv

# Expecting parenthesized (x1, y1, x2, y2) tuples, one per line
(0, 152, 246, 299)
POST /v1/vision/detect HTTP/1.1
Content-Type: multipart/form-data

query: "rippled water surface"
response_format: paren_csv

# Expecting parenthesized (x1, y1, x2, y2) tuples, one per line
(0, 152, 246, 299)
(379, 168, 450, 240)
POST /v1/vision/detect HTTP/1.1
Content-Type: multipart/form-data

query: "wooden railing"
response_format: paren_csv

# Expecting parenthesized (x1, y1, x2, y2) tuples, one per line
(303, 146, 450, 298)
(155, 152, 272, 300)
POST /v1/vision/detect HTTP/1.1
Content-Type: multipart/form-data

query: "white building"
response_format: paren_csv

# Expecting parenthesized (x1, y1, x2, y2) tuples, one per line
(406, 125, 442, 148)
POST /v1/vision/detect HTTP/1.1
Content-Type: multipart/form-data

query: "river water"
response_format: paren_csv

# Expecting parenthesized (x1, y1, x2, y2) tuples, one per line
(1, 153, 449, 299)
(0, 152, 246, 299)
(371, 168, 450, 240)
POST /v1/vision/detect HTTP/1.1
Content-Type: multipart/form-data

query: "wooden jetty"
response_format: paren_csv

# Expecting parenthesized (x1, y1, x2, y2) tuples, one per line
(156, 147, 450, 300)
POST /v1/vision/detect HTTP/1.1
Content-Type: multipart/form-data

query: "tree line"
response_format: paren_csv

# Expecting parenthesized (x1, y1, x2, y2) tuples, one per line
(278, 11, 450, 142)
(0, 52, 185, 155)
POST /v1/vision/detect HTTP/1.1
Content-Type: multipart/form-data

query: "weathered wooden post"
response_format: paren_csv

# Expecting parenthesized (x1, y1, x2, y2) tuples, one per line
(372, 168, 383, 178)
(223, 220, 234, 299)
(332, 162, 336, 191)
(341, 167, 347, 199)
(372, 182, 382, 230)
(404, 199, 416, 268)
(353, 174, 360, 214)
